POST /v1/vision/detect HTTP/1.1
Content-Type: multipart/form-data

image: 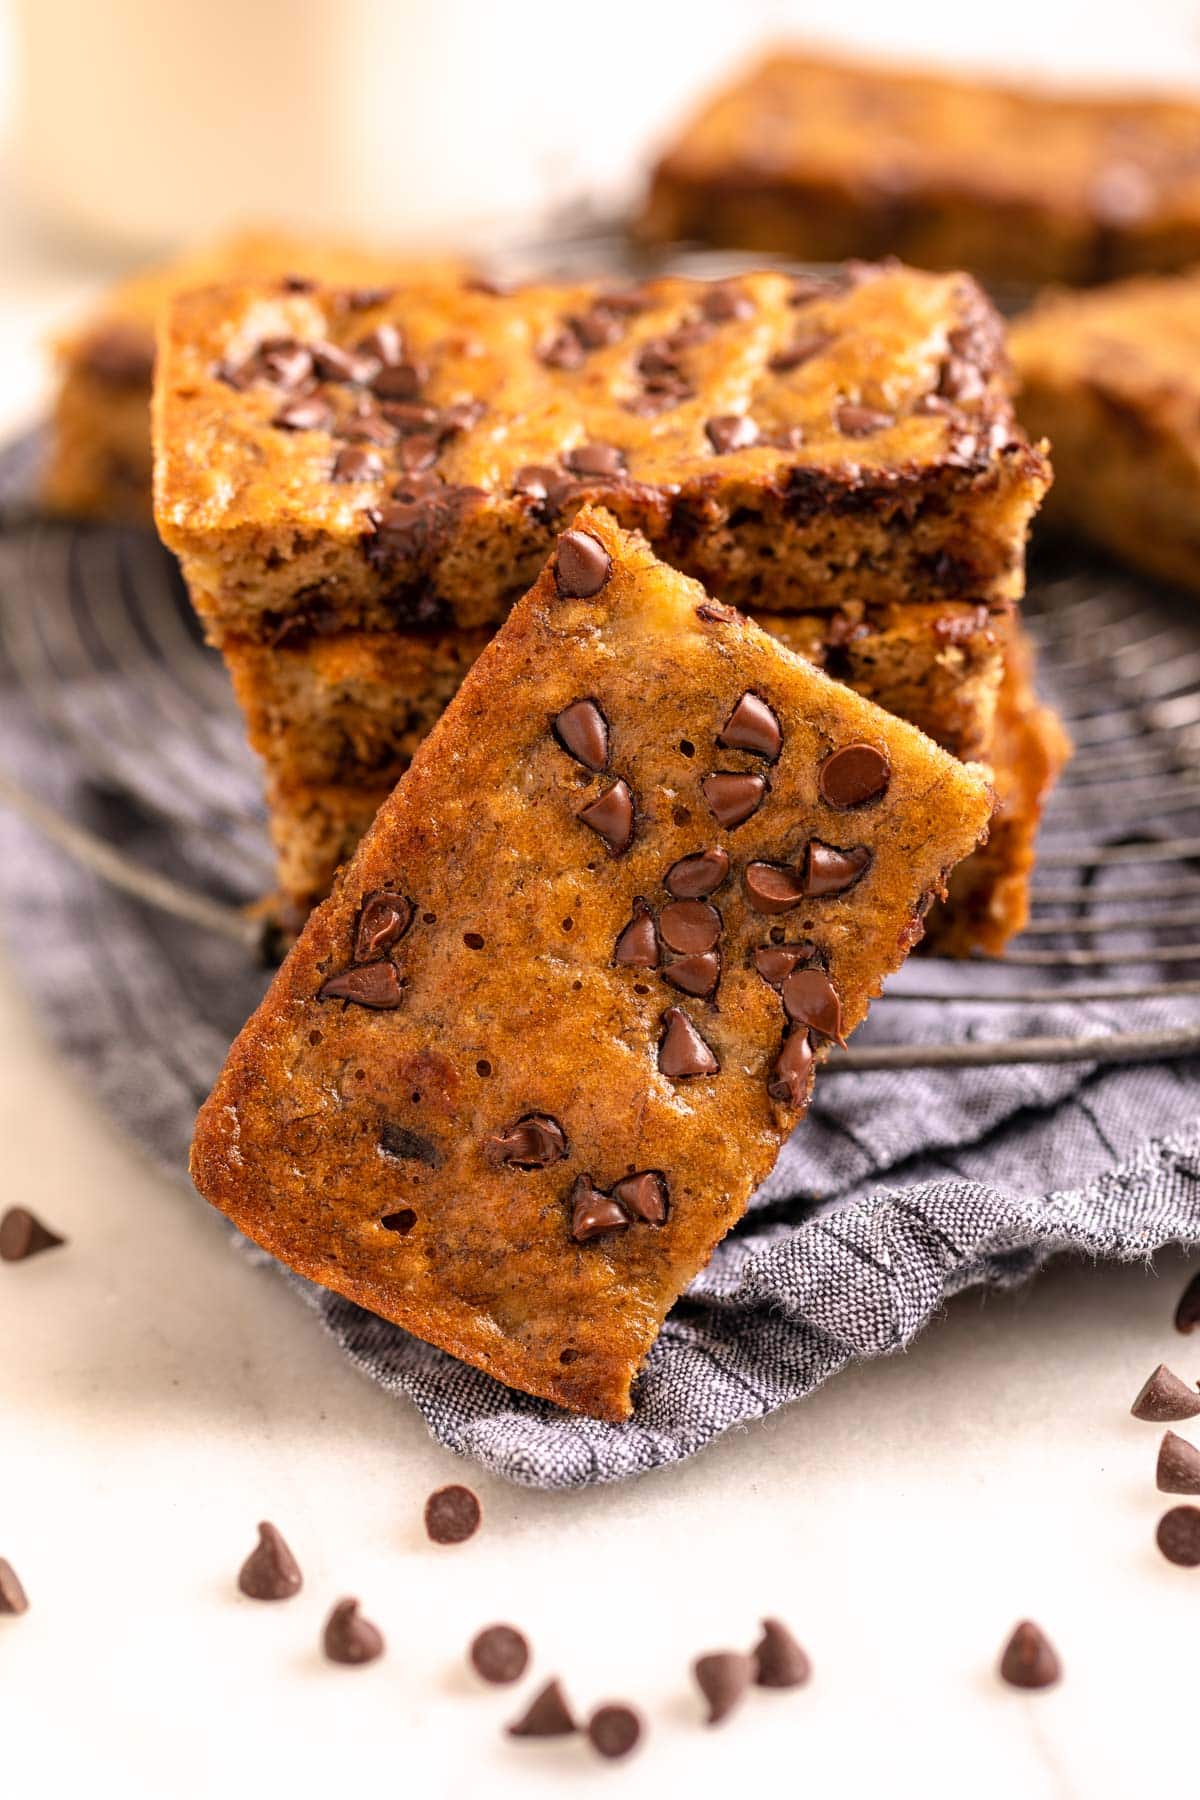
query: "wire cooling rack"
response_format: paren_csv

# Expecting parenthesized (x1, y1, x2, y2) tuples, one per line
(0, 267, 1198, 1075)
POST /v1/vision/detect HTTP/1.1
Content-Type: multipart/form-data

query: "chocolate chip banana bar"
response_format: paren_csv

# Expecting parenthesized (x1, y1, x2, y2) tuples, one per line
(190, 507, 992, 1418)
(46, 229, 463, 524)
(639, 48, 1200, 287)
(1012, 268, 1200, 593)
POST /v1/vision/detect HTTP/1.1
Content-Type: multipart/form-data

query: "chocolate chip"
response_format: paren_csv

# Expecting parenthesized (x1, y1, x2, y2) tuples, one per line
(659, 900, 720, 955)
(470, 1624, 529, 1684)
(571, 305, 626, 350)
(554, 528, 611, 598)
(341, 408, 397, 447)
(394, 433, 439, 475)
(1158, 1501, 1200, 1568)
(441, 399, 485, 435)
(332, 445, 383, 483)
(1157, 1430, 1200, 1495)
(373, 360, 427, 402)
(694, 1651, 754, 1725)
(754, 943, 818, 988)
(380, 1124, 441, 1167)
(706, 414, 759, 454)
(769, 331, 832, 374)
(344, 287, 395, 312)
(614, 901, 659, 969)
(570, 1175, 631, 1243)
(695, 600, 740, 625)
(357, 324, 404, 367)
(553, 699, 609, 772)
(658, 1008, 719, 1078)
(998, 1621, 1060, 1689)
(237, 1522, 302, 1601)
(354, 890, 414, 960)
(744, 862, 805, 914)
(485, 1114, 567, 1169)
(664, 951, 720, 999)
(701, 770, 767, 829)
(753, 1617, 811, 1688)
(702, 283, 754, 323)
(717, 692, 782, 762)
(514, 463, 561, 501)
(664, 848, 729, 899)
(323, 1598, 385, 1665)
(782, 969, 844, 1043)
(260, 339, 315, 388)
(578, 779, 634, 856)
(819, 744, 890, 808)
(637, 338, 683, 380)
(611, 1171, 669, 1225)
(80, 322, 155, 386)
(1132, 1365, 1200, 1421)
(508, 1679, 577, 1738)
(274, 397, 332, 432)
(1175, 1271, 1200, 1333)
(564, 442, 627, 478)
(318, 963, 404, 1009)
(587, 1704, 642, 1760)
(311, 340, 379, 385)
(0, 1206, 64, 1262)
(425, 1484, 481, 1545)
(768, 1029, 814, 1108)
(805, 840, 872, 896)
(0, 1559, 29, 1615)
(835, 402, 895, 436)
(538, 326, 585, 370)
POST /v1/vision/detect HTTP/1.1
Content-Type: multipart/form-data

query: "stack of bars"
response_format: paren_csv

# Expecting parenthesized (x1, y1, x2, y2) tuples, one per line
(153, 260, 1064, 954)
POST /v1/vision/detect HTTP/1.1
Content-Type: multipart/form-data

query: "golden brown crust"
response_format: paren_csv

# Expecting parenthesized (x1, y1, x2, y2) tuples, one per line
(639, 49, 1200, 286)
(1013, 267, 1200, 591)
(154, 262, 1047, 638)
(191, 507, 992, 1418)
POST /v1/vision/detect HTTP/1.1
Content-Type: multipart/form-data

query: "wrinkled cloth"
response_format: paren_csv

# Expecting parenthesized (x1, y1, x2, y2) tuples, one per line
(1, 487, 1198, 1488)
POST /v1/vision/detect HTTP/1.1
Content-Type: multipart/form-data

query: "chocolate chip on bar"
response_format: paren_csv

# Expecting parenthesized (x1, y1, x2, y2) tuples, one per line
(658, 901, 720, 955)
(485, 1115, 568, 1169)
(659, 1008, 719, 1078)
(781, 969, 844, 1043)
(354, 889, 414, 960)
(818, 744, 890, 808)
(744, 862, 806, 914)
(554, 528, 611, 598)
(702, 771, 767, 829)
(553, 699, 609, 772)
(578, 780, 635, 855)
(664, 848, 729, 899)
(611, 1171, 669, 1225)
(613, 900, 659, 968)
(318, 963, 405, 1009)
(805, 841, 872, 895)
(717, 692, 782, 762)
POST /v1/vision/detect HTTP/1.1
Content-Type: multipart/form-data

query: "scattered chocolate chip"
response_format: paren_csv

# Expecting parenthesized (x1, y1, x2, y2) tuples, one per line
(664, 848, 730, 899)
(705, 414, 759, 454)
(1157, 1430, 1200, 1495)
(354, 889, 414, 960)
(570, 1175, 631, 1243)
(318, 963, 405, 1009)
(835, 402, 895, 436)
(658, 1008, 719, 1078)
(1131, 1364, 1200, 1421)
(998, 1621, 1060, 1689)
(718, 691, 782, 762)
(768, 1029, 815, 1108)
(587, 1704, 642, 1760)
(754, 943, 818, 988)
(0, 1559, 28, 1615)
(332, 445, 383, 483)
(237, 1522, 302, 1601)
(770, 331, 832, 374)
(664, 951, 720, 1000)
(485, 1115, 567, 1169)
(508, 1679, 577, 1738)
(611, 1171, 669, 1225)
(564, 442, 627, 479)
(274, 397, 332, 432)
(782, 969, 844, 1043)
(554, 528, 611, 598)
(753, 1617, 811, 1688)
(805, 840, 872, 897)
(470, 1624, 530, 1685)
(702, 283, 754, 323)
(513, 463, 561, 501)
(311, 340, 379, 384)
(553, 699, 609, 772)
(701, 770, 767, 829)
(0, 1206, 64, 1262)
(1157, 1503, 1200, 1566)
(614, 900, 659, 969)
(372, 360, 428, 402)
(1175, 1270, 1200, 1333)
(425, 1484, 481, 1545)
(694, 1651, 754, 1725)
(744, 862, 806, 914)
(578, 779, 635, 856)
(658, 900, 720, 955)
(323, 1598, 385, 1665)
(819, 744, 890, 808)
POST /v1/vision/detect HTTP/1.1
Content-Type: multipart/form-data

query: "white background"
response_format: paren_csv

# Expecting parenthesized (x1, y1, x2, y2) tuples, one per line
(1, 7, 1200, 1797)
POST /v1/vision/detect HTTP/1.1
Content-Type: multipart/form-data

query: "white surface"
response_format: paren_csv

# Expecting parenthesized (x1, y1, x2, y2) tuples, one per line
(2, 16, 1200, 1795)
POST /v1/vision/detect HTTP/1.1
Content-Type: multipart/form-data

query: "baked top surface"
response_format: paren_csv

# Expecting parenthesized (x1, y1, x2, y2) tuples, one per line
(190, 507, 991, 1418)
(154, 261, 1039, 548)
(649, 49, 1200, 217)
(1013, 267, 1200, 409)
